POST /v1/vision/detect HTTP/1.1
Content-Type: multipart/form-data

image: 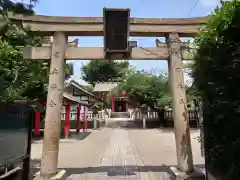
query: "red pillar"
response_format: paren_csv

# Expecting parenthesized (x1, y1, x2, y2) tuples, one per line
(65, 101, 70, 137)
(76, 104, 80, 133)
(34, 112, 40, 136)
(112, 96, 115, 112)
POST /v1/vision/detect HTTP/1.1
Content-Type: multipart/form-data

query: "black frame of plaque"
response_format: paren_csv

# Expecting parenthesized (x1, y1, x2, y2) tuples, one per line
(103, 8, 131, 59)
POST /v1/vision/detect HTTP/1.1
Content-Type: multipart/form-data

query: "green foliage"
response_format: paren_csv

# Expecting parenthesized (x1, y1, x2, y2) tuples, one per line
(193, 1, 240, 179)
(64, 62, 73, 80)
(0, 1, 73, 101)
(185, 82, 200, 102)
(82, 60, 173, 109)
(111, 70, 171, 108)
(0, 0, 38, 16)
(81, 60, 129, 85)
(0, 37, 41, 100)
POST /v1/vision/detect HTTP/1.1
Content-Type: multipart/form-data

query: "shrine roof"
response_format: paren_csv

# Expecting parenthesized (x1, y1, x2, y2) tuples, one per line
(68, 80, 106, 103)
(63, 92, 88, 105)
(93, 82, 119, 92)
(44, 82, 89, 105)
(69, 80, 96, 97)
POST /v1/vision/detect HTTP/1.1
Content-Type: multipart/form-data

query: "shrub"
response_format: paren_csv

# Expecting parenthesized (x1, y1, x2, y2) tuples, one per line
(193, 1, 240, 179)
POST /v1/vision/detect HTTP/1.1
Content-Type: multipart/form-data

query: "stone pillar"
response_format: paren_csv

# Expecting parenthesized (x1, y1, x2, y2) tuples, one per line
(93, 113, 97, 129)
(104, 110, 108, 126)
(168, 33, 193, 173)
(93, 117, 97, 129)
(147, 108, 150, 119)
(142, 114, 146, 129)
(40, 32, 67, 178)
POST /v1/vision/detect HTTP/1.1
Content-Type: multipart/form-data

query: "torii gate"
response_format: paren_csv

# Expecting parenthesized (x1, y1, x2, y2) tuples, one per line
(9, 10, 206, 179)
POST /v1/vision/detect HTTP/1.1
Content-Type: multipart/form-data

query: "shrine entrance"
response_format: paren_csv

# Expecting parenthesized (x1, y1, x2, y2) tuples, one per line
(10, 7, 206, 180)
(115, 100, 126, 112)
(114, 97, 128, 112)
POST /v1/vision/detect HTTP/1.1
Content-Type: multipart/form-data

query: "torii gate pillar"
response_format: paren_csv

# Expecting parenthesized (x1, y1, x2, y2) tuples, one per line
(168, 33, 194, 173)
(40, 32, 67, 178)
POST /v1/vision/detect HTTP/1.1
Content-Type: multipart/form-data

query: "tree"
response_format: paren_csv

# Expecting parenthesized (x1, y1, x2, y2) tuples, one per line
(81, 60, 129, 85)
(185, 82, 199, 102)
(0, 0, 73, 101)
(193, 1, 240, 179)
(0, 0, 38, 16)
(110, 70, 171, 125)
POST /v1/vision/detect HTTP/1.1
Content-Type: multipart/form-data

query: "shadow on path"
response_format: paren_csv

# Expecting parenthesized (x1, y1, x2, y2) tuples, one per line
(69, 132, 92, 140)
(107, 120, 200, 132)
(31, 132, 92, 144)
(30, 159, 41, 179)
(30, 158, 205, 179)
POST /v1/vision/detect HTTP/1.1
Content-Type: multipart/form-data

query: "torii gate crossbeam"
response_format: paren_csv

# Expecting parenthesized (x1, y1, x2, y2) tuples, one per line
(10, 14, 206, 36)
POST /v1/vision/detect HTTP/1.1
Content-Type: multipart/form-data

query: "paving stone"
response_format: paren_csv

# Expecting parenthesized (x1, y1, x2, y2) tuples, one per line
(31, 121, 204, 180)
(66, 174, 85, 180)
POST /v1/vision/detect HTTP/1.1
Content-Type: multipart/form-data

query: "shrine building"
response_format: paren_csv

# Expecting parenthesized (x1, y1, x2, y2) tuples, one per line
(93, 82, 129, 113)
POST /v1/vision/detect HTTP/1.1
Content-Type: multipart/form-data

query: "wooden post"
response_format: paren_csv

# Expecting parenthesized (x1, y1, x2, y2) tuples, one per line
(40, 32, 67, 178)
(168, 33, 193, 173)
(34, 111, 40, 136)
(112, 96, 115, 112)
(76, 104, 80, 133)
(65, 101, 70, 137)
(80, 106, 83, 131)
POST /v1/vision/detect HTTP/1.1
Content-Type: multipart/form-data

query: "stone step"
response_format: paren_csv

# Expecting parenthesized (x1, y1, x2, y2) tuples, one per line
(110, 112, 130, 118)
(108, 118, 132, 121)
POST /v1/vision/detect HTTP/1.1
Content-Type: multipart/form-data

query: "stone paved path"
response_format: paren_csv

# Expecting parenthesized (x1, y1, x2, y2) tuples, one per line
(77, 128, 153, 180)
(31, 121, 204, 180)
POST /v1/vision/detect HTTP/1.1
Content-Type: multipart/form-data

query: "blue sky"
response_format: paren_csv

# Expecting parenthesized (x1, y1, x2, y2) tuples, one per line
(20, 0, 221, 84)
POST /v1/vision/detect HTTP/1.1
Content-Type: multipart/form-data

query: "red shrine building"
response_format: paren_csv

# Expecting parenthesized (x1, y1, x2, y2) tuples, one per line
(93, 82, 129, 112)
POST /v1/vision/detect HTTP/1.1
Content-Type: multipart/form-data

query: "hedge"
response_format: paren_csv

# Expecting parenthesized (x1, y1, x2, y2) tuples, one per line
(193, 1, 240, 179)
